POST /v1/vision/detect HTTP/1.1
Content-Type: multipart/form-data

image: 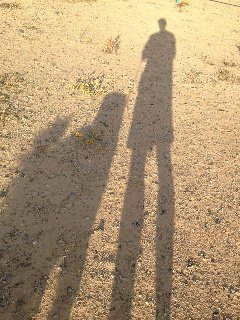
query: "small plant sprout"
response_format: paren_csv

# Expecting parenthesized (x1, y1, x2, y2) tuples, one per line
(103, 36, 120, 55)
(75, 127, 105, 149)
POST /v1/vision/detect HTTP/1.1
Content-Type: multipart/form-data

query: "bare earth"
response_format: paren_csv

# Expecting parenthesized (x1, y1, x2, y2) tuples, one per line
(0, 0, 239, 319)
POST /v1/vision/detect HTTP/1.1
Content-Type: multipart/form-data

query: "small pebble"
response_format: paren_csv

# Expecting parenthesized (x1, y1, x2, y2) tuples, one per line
(98, 219, 105, 231)
(186, 258, 195, 267)
(67, 286, 73, 294)
(212, 309, 220, 320)
(215, 216, 222, 224)
(0, 190, 7, 198)
(53, 313, 59, 320)
(228, 285, 237, 294)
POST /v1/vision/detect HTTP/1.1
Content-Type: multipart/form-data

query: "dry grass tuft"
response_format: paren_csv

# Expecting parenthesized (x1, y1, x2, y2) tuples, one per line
(185, 69, 203, 84)
(0, 2, 20, 9)
(66, 0, 97, 3)
(222, 60, 237, 67)
(0, 73, 25, 126)
(0, 94, 20, 125)
(79, 29, 92, 44)
(177, 0, 189, 10)
(103, 36, 120, 55)
(218, 68, 232, 81)
(217, 68, 240, 83)
(0, 72, 24, 93)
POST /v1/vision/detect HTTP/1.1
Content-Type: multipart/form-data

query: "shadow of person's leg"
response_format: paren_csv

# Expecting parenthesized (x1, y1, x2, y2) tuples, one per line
(46, 191, 105, 320)
(110, 149, 147, 320)
(156, 144, 174, 320)
(0, 119, 71, 319)
(46, 235, 90, 320)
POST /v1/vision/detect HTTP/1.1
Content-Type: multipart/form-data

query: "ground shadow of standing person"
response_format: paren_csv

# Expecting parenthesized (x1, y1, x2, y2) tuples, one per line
(110, 19, 176, 320)
(0, 92, 126, 320)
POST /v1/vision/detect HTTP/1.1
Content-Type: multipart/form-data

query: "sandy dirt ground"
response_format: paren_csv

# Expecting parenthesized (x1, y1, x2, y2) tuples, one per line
(0, 0, 240, 319)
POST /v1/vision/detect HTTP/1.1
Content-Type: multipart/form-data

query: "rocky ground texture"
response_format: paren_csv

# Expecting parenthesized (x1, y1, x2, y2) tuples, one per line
(0, 0, 239, 319)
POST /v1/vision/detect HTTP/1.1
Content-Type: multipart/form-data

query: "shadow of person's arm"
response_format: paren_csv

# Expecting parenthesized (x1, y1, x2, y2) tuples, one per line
(142, 36, 153, 61)
(172, 36, 176, 59)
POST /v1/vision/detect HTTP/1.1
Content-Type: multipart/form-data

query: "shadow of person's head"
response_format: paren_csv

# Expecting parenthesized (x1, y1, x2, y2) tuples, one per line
(159, 18, 167, 31)
(32, 117, 70, 147)
(89, 92, 127, 146)
(94, 92, 127, 125)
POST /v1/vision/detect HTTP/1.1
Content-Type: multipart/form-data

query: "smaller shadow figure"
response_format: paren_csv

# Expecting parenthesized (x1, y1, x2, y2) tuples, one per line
(0, 93, 126, 320)
(110, 19, 176, 319)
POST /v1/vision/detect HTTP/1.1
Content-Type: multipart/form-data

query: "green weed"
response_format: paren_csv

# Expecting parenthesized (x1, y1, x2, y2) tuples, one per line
(73, 74, 105, 96)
